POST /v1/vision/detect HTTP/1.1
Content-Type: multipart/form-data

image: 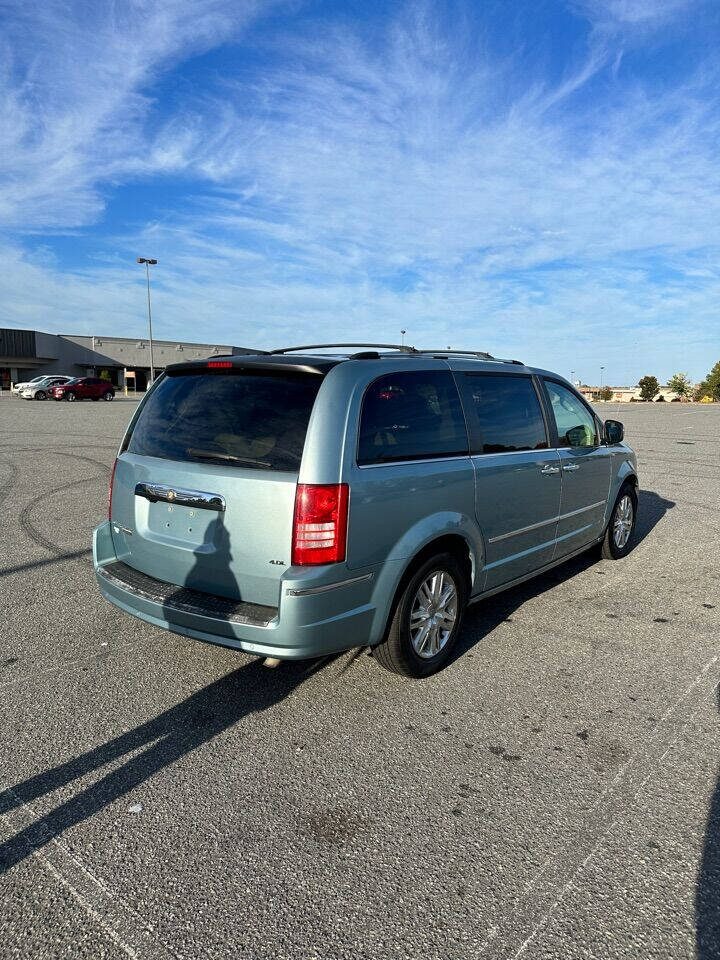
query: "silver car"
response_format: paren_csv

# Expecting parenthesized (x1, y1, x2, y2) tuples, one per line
(21, 375, 73, 400)
(95, 344, 639, 678)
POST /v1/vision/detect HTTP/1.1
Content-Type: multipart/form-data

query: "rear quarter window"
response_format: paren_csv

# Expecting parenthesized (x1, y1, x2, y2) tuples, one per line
(357, 370, 468, 465)
(125, 370, 321, 472)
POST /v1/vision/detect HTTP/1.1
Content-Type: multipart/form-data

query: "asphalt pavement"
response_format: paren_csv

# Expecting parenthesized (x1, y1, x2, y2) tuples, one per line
(1, 396, 719, 960)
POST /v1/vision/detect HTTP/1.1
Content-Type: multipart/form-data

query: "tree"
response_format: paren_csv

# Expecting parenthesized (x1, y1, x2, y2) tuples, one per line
(638, 375, 659, 401)
(696, 360, 720, 401)
(598, 386, 613, 401)
(667, 372, 692, 399)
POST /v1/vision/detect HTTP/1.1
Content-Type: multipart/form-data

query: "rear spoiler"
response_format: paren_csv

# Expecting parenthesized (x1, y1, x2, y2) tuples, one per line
(165, 356, 337, 377)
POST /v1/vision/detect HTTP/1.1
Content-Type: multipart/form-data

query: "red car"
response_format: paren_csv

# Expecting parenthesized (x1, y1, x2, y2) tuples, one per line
(51, 377, 115, 402)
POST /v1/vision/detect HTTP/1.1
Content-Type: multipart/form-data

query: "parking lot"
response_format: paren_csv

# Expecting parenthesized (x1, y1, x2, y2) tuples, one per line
(1, 397, 719, 959)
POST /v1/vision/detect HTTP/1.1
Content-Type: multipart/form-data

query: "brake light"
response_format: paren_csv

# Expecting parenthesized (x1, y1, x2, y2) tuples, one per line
(207, 361, 233, 368)
(108, 458, 118, 520)
(292, 483, 349, 566)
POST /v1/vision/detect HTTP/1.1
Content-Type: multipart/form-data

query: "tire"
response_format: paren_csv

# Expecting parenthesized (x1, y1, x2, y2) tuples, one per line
(35, 391, 46, 401)
(601, 483, 638, 559)
(103, 391, 114, 401)
(66, 392, 76, 402)
(374, 552, 468, 678)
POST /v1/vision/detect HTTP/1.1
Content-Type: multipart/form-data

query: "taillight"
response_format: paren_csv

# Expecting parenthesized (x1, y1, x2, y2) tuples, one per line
(292, 483, 349, 566)
(108, 458, 118, 520)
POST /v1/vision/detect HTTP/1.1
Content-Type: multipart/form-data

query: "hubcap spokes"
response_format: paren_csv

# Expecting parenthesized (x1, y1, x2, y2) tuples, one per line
(613, 495, 633, 549)
(410, 571, 458, 659)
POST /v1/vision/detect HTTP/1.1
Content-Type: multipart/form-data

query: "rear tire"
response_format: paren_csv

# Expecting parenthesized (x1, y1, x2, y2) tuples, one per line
(601, 483, 637, 559)
(103, 390, 114, 401)
(66, 392, 76, 402)
(373, 552, 468, 678)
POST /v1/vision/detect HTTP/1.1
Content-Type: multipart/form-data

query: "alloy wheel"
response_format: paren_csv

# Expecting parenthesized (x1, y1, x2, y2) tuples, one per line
(409, 570, 458, 659)
(613, 494, 634, 549)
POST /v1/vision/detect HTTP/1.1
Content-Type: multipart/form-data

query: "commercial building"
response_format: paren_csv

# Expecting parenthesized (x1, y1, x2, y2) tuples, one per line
(0, 328, 255, 392)
(577, 384, 680, 402)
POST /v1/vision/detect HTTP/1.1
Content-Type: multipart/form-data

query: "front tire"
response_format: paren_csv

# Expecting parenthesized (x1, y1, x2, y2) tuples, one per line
(601, 484, 638, 559)
(103, 390, 114, 401)
(35, 390, 46, 401)
(374, 552, 468, 678)
(66, 392, 76, 402)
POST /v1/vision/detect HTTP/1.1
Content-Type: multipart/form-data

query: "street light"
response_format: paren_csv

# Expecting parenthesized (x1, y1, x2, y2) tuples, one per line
(400, 329, 406, 348)
(136, 257, 157, 382)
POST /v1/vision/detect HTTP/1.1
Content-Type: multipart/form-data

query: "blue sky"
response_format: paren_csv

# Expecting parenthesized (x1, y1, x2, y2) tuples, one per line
(1, 0, 719, 384)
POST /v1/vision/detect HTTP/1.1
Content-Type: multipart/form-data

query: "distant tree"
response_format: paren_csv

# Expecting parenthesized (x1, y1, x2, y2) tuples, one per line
(598, 386, 613, 401)
(638, 375, 660, 401)
(696, 360, 720, 401)
(667, 372, 692, 399)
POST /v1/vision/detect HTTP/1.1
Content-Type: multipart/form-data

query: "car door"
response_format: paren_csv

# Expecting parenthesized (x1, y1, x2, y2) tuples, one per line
(541, 379, 612, 557)
(456, 372, 562, 591)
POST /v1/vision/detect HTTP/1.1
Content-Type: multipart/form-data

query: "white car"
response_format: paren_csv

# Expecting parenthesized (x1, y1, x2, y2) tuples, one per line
(20, 375, 73, 400)
(12, 375, 48, 394)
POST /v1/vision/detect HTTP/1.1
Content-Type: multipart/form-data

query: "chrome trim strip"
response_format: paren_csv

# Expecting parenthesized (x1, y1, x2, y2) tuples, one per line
(286, 573, 374, 596)
(488, 500, 606, 544)
(357, 455, 470, 469)
(471, 449, 553, 459)
(559, 500, 606, 521)
(488, 515, 558, 544)
(135, 482, 226, 512)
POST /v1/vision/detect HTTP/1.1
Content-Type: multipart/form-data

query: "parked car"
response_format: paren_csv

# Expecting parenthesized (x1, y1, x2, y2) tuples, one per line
(51, 377, 115, 402)
(94, 345, 639, 678)
(12, 375, 48, 394)
(21, 375, 73, 400)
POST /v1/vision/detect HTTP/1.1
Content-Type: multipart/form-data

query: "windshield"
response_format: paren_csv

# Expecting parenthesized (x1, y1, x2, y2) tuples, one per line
(125, 370, 322, 472)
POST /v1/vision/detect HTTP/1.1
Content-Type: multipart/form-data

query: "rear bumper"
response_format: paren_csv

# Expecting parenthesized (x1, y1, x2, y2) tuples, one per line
(93, 521, 380, 660)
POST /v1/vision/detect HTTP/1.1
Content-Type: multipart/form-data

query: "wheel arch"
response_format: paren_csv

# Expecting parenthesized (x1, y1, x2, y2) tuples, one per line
(372, 533, 474, 648)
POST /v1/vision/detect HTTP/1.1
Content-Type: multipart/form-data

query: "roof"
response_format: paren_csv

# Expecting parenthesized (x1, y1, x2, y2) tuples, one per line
(165, 343, 530, 378)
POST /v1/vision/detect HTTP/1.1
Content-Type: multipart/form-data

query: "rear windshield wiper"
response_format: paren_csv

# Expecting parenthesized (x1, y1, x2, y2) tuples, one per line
(186, 448, 272, 468)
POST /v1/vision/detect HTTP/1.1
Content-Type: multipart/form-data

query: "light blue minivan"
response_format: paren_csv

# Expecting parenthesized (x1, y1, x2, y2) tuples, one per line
(94, 344, 638, 677)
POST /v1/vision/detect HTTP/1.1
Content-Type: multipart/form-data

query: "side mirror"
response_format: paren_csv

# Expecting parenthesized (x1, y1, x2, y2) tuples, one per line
(605, 419, 624, 444)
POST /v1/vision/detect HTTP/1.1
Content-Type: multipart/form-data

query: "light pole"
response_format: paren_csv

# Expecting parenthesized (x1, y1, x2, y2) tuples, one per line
(600, 365, 605, 389)
(571, 369, 575, 385)
(400, 329, 406, 348)
(136, 257, 157, 382)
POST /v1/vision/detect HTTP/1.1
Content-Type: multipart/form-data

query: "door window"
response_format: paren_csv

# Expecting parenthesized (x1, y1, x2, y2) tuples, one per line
(544, 381, 598, 447)
(458, 374, 548, 454)
(357, 371, 468, 465)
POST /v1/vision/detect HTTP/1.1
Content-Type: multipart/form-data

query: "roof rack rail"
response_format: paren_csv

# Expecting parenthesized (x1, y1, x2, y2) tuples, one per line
(416, 349, 524, 365)
(270, 342, 418, 355)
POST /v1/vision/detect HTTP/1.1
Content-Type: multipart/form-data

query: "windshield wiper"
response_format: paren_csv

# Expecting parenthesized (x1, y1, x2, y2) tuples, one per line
(186, 448, 272, 467)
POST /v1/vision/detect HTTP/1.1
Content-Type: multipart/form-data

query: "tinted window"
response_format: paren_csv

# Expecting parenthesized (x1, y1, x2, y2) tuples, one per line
(357, 371, 468, 465)
(460, 375, 548, 454)
(126, 371, 321, 472)
(544, 380, 597, 447)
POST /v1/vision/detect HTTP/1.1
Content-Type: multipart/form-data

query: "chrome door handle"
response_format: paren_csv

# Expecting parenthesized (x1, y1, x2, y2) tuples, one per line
(540, 465, 560, 475)
(563, 464, 580, 472)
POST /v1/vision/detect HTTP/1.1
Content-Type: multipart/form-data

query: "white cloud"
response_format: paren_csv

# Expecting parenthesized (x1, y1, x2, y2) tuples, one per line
(0, 1, 719, 383)
(0, 0, 277, 228)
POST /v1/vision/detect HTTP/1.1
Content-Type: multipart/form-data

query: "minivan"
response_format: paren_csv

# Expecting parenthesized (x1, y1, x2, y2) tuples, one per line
(94, 345, 638, 677)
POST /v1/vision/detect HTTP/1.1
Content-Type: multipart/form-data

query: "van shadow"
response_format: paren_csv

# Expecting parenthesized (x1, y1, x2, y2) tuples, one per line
(696, 684, 720, 959)
(0, 658, 330, 875)
(451, 487, 676, 663)
(0, 513, 325, 876)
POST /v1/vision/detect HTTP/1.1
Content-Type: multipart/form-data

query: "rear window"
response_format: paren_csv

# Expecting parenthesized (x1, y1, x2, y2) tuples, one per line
(125, 370, 321, 472)
(358, 370, 468, 465)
